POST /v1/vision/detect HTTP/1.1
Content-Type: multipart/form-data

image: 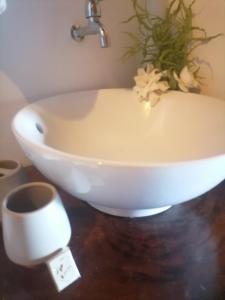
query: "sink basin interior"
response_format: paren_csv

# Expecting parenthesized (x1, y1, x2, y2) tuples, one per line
(14, 89, 225, 164)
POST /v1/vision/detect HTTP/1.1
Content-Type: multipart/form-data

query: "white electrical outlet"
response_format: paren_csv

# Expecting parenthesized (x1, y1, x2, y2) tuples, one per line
(47, 247, 81, 292)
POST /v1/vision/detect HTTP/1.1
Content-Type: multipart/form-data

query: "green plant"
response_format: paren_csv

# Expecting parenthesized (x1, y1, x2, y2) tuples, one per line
(123, 0, 222, 90)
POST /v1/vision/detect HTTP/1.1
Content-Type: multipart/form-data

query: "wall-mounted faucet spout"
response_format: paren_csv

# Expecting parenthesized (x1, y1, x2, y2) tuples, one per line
(71, 0, 109, 48)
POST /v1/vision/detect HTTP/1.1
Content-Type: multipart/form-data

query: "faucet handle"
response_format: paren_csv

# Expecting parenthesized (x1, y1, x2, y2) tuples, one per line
(86, 0, 101, 19)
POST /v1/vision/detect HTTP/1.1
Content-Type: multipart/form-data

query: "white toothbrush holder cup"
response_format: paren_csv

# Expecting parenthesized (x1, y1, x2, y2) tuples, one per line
(2, 182, 71, 267)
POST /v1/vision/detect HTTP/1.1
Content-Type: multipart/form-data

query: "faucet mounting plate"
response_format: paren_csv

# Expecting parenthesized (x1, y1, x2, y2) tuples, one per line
(71, 25, 85, 42)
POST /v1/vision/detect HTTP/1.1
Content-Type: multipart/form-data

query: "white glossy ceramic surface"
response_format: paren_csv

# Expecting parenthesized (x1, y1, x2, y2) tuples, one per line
(2, 182, 71, 267)
(12, 89, 225, 217)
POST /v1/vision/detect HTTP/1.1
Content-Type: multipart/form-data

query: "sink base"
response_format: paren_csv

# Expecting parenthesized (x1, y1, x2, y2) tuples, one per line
(89, 203, 171, 218)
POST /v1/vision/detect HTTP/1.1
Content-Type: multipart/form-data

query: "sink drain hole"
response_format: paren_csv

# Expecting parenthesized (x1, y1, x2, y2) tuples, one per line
(36, 123, 44, 134)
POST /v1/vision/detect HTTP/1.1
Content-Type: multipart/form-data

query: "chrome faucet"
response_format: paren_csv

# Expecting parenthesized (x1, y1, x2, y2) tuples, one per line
(71, 0, 109, 48)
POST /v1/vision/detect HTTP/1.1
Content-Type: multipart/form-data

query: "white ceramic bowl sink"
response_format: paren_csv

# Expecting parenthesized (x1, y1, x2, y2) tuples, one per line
(12, 89, 225, 217)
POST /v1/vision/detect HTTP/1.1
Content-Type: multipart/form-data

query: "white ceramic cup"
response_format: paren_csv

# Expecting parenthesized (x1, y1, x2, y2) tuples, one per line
(0, 160, 26, 221)
(2, 182, 71, 267)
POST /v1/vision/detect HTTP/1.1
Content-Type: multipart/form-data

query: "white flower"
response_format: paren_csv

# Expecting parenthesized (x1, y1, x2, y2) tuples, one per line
(173, 66, 199, 92)
(133, 64, 169, 106)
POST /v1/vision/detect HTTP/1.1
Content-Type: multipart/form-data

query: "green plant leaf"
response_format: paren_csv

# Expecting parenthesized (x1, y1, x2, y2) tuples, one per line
(123, 0, 222, 88)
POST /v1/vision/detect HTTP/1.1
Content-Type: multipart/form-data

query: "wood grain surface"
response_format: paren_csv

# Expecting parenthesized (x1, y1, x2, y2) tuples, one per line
(0, 166, 225, 300)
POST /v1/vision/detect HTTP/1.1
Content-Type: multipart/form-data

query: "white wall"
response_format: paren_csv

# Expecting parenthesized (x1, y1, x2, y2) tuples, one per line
(0, 0, 142, 164)
(0, 0, 224, 165)
(191, 0, 225, 99)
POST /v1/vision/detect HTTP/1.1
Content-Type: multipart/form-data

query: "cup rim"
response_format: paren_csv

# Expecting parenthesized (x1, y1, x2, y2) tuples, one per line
(0, 160, 21, 179)
(2, 182, 58, 216)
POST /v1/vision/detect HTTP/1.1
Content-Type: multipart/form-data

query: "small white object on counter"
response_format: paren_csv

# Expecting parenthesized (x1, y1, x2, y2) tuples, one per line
(2, 182, 71, 267)
(47, 247, 81, 292)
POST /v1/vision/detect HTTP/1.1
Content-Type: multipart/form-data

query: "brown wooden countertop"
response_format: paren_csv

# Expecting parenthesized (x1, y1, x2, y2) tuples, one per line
(0, 166, 225, 300)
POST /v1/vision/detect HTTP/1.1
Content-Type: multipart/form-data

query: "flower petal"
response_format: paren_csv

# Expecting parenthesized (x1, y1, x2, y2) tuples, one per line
(173, 71, 180, 82)
(178, 81, 189, 92)
(137, 68, 146, 76)
(157, 81, 170, 92)
(180, 66, 194, 86)
(148, 92, 160, 106)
